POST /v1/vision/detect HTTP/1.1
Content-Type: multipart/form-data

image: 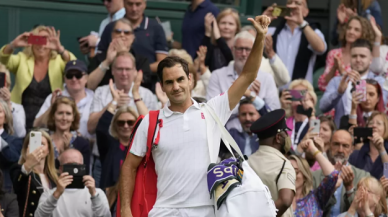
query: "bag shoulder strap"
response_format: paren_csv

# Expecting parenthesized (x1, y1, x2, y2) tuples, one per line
(276, 160, 286, 185)
(126, 115, 145, 157)
(145, 110, 161, 166)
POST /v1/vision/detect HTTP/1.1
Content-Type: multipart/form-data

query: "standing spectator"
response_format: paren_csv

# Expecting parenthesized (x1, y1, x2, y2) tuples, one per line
(10, 129, 58, 217)
(319, 16, 381, 91)
(320, 39, 388, 127)
(0, 170, 18, 217)
(34, 149, 110, 217)
(312, 130, 370, 217)
(34, 60, 94, 139)
(0, 64, 26, 138)
(182, 0, 219, 59)
(202, 8, 239, 71)
(0, 26, 76, 130)
(98, 0, 168, 73)
(263, 0, 327, 88)
(370, 42, 388, 76)
(47, 97, 90, 173)
(349, 112, 388, 179)
(207, 31, 280, 131)
(0, 99, 24, 192)
(78, 0, 125, 55)
(88, 18, 152, 91)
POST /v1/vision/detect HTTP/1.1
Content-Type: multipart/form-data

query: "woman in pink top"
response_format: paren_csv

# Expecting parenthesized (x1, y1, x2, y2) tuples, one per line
(318, 16, 380, 92)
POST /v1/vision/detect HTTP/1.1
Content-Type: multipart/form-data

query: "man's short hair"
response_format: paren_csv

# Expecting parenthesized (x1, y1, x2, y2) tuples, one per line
(112, 51, 136, 69)
(351, 39, 373, 52)
(234, 31, 255, 45)
(238, 97, 254, 112)
(157, 56, 189, 83)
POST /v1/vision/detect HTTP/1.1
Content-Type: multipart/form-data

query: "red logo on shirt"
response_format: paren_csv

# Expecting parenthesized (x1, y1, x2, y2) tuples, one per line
(201, 113, 205, 119)
(220, 92, 225, 96)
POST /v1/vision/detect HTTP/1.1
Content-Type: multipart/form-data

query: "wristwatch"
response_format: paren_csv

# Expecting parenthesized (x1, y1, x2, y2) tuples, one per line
(99, 63, 110, 72)
(250, 91, 256, 99)
(299, 20, 309, 30)
(112, 100, 117, 106)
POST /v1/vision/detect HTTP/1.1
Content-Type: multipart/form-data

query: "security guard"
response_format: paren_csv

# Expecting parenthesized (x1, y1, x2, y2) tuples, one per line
(248, 109, 296, 217)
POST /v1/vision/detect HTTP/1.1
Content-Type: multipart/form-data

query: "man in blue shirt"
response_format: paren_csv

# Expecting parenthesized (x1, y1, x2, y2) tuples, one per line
(182, 0, 219, 59)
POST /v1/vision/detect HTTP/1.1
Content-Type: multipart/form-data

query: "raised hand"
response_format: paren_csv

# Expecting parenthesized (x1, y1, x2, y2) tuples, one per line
(262, 3, 278, 21)
(333, 54, 344, 74)
(369, 132, 384, 151)
(0, 87, 11, 103)
(106, 40, 118, 65)
(63, 132, 72, 150)
(51, 88, 62, 105)
(338, 74, 350, 94)
(264, 35, 275, 59)
(11, 32, 30, 48)
(313, 136, 325, 152)
(351, 91, 363, 109)
(109, 79, 120, 102)
(340, 165, 355, 189)
(83, 175, 97, 197)
(204, 13, 215, 37)
(380, 176, 388, 195)
(44, 27, 64, 52)
(54, 172, 73, 199)
(370, 16, 382, 38)
(285, 5, 304, 26)
(248, 15, 271, 37)
(24, 146, 44, 172)
(337, 4, 347, 24)
(155, 82, 168, 106)
(280, 90, 292, 109)
(249, 80, 261, 95)
(132, 70, 143, 96)
(79, 34, 99, 48)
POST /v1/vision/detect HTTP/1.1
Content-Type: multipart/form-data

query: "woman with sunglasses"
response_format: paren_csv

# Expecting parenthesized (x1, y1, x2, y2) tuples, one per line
(0, 25, 76, 130)
(88, 18, 153, 92)
(349, 112, 388, 179)
(10, 129, 58, 217)
(46, 97, 90, 173)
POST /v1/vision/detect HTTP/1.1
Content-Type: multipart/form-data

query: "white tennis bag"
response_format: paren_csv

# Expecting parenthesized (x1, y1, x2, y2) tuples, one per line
(203, 104, 277, 217)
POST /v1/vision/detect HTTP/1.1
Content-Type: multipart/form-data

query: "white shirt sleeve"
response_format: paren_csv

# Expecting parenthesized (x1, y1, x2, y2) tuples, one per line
(307, 29, 327, 55)
(91, 188, 111, 217)
(90, 87, 104, 114)
(12, 103, 26, 137)
(206, 92, 233, 126)
(129, 114, 150, 157)
(35, 94, 53, 119)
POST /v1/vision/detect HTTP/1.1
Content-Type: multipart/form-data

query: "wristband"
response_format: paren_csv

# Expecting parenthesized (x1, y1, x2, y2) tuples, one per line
(134, 98, 143, 103)
(349, 114, 357, 120)
(374, 41, 381, 46)
(112, 100, 117, 106)
(380, 150, 387, 156)
(366, 214, 374, 217)
(313, 150, 321, 158)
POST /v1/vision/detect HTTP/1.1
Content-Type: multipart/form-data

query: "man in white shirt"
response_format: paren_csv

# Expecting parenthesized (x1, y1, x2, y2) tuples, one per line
(79, 0, 125, 55)
(207, 31, 280, 131)
(119, 15, 271, 217)
(34, 60, 94, 139)
(35, 149, 110, 217)
(263, 0, 327, 89)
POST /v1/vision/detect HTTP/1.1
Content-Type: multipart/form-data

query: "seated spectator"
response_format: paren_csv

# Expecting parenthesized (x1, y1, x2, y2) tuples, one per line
(228, 98, 261, 156)
(345, 79, 385, 128)
(0, 99, 24, 192)
(207, 31, 280, 131)
(320, 39, 388, 127)
(34, 60, 94, 139)
(338, 177, 387, 217)
(319, 16, 381, 91)
(349, 112, 388, 179)
(10, 129, 58, 217)
(0, 26, 76, 129)
(201, 8, 239, 72)
(47, 97, 90, 173)
(0, 63, 26, 138)
(263, 0, 327, 88)
(98, 0, 168, 73)
(0, 170, 18, 217)
(280, 79, 317, 149)
(244, 28, 290, 87)
(34, 149, 110, 217)
(290, 139, 339, 216)
(312, 130, 370, 217)
(88, 18, 152, 91)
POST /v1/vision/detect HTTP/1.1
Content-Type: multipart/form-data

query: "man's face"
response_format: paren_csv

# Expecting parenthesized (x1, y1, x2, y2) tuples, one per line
(161, 64, 192, 105)
(65, 70, 87, 92)
(350, 47, 372, 74)
(104, 0, 123, 14)
(112, 55, 137, 88)
(233, 38, 253, 72)
(124, 0, 146, 22)
(238, 103, 260, 133)
(328, 131, 353, 164)
(286, 0, 309, 17)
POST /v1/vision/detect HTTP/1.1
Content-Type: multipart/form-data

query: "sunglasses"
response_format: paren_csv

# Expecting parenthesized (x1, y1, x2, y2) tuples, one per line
(65, 72, 84, 80)
(114, 29, 132, 36)
(117, 120, 136, 127)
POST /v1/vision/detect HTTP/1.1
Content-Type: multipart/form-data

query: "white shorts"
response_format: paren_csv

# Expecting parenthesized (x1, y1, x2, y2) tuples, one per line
(148, 206, 215, 217)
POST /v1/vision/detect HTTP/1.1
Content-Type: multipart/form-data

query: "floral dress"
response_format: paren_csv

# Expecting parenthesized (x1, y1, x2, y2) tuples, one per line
(294, 170, 339, 217)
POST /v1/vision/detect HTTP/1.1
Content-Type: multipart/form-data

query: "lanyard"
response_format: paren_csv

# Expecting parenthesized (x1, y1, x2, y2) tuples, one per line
(291, 118, 308, 149)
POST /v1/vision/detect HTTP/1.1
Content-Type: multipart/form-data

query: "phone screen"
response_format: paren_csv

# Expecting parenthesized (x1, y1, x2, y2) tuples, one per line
(272, 6, 291, 17)
(0, 72, 6, 88)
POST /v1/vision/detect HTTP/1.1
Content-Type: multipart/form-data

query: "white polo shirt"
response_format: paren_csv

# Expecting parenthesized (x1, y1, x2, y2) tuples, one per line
(130, 92, 232, 208)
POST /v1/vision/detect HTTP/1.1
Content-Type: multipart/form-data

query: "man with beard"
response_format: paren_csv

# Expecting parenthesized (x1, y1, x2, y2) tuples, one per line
(312, 130, 370, 217)
(248, 109, 296, 217)
(207, 30, 280, 131)
(320, 39, 388, 127)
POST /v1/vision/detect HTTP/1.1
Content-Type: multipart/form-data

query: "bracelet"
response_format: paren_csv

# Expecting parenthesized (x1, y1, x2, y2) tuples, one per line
(374, 41, 381, 46)
(99, 63, 109, 72)
(90, 193, 99, 200)
(380, 150, 387, 156)
(346, 187, 355, 194)
(349, 114, 357, 120)
(313, 150, 321, 158)
(366, 213, 374, 217)
(112, 100, 117, 106)
(134, 98, 143, 103)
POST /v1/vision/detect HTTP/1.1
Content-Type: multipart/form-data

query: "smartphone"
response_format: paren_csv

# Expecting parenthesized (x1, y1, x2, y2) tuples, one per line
(355, 80, 367, 102)
(353, 127, 373, 139)
(63, 164, 86, 189)
(296, 105, 313, 117)
(28, 35, 47, 45)
(77, 37, 89, 48)
(272, 6, 292, 17)
(29, 131, 42, 153)
(0, 72, 6, 88)
(310, 119, 321, 135)
(384, 162, 388, 178)
(288, 90, 306, 101)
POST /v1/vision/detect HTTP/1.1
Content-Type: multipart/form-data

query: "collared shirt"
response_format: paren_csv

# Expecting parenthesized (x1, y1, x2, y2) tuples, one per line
(268, 25, 327, 89)
(35, 85, 95, 139)
(98, 8, 126, 37)
(331, 183, 343, 217)
(207, 62, 280, 131)
(181, 0, 219, 58)
(130, 93, 233, 208)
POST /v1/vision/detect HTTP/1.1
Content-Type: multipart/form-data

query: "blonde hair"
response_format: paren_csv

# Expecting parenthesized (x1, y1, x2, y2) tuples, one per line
(286, 79, 317, 117)
(109, 106, 139, 139)
(216, 8, 241, 35)
(0, 99, 13, 135)
(168, 49, 193, 64)
(358, 176, 387, 216)
(288, 155, 313, 197)
(23, 25, 58, 59)
(0, 64, 11, 88)
(19, 129, 58, 184)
